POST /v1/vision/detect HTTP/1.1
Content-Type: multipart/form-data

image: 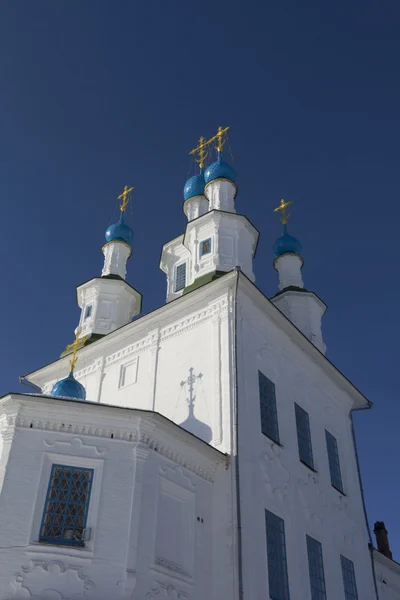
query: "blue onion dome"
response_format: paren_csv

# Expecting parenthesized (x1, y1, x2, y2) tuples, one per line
(184, 169, 206, 201)
(204, 152, 236, 184)
(105, 211, 133, 246)
(51, 372, 86, 401)
(273, 224, 302, 257)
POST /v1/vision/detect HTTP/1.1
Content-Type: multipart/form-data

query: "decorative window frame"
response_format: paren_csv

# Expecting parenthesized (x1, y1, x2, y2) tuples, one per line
(199, 238, 212, 258)
(30, 452, 104, 554)
(118, 357, 139, 390)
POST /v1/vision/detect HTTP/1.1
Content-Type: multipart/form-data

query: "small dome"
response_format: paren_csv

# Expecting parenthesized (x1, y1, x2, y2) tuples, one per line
(184, 171, 205, 201)
(273, 225, 302, 258)
(204, 155, 236, 185)
(105, 212, 133, 246)
(51, 372, 86, 401)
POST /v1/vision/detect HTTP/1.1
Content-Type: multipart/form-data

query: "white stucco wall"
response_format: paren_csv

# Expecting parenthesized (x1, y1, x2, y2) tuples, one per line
(21, 270, 380, 599)
(236, 279, 376, 599)
(0, 396, 230, 600)
(373, 550, 400, 599)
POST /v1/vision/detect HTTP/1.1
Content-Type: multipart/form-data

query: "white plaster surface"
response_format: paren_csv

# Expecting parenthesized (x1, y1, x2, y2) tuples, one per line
(2, 271, 392, 599)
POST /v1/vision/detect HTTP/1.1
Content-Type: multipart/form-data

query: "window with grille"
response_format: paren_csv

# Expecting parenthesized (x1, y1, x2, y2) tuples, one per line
(40, 465, 93, 546)
(306, 535, 327, 600)
(259, 371, 280, 443)
(200, 238, 212, 257)
(295, 403, 314, 469)
(325, 430, 344, 492)
(175, 262, 187, 292)
(341, 555, 358, 600)
(265, 510, 290, 600)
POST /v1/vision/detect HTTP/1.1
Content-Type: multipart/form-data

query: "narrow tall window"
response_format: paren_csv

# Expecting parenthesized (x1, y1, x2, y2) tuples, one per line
(84, 305, 92, 320)
(259, 371, 279, 443)
(200, 238, 211, 256)
(341, 555, 358, 600)
(265, 510, 290, 600)
(40, 465, 93, 546)
(306, 535, 327, 600)
(295, 404, 314, 469)
(325, 430, 344, 492)
(175, 262, 187, 292)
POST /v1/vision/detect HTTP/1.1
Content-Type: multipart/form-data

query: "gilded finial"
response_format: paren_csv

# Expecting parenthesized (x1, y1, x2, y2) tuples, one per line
(189, 136, 209, 169)
(274, 198, 293, 225)
(117, 185, 134, 212)
(66, 330, 89, 373)
(207, 125, 230, 153)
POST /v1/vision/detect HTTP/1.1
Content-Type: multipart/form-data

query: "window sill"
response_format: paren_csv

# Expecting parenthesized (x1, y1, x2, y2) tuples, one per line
(26, 542, 93, 559)
(262, 433, 283, 447)
(300, 459, 317, 473)
(332, 484, 346, 496)
(39, 538, 85, 548)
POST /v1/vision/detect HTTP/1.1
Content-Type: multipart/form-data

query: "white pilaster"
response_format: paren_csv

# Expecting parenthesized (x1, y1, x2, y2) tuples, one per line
(101, 241, 131, 280)
(183, 195, 209, 221)
(205, 180, 237, 212)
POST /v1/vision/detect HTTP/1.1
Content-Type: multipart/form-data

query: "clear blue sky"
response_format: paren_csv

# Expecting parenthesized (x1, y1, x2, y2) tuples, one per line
(1, 0, 399, 555)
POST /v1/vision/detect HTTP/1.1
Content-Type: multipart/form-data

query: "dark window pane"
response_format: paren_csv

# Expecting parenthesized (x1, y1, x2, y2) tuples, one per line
(265, 510, 290, 600)
(295, 404, 314, 469)
(40, 465, 93, 546)
(306, 535, 326, 600)
(175, 263, 187, 292)
(341, 555, 358, 600)
(259, 371, 280, 443)
(326, 430, 344, 492)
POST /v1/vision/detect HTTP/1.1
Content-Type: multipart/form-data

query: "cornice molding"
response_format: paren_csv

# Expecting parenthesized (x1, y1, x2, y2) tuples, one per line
(15, 414, 218, 483)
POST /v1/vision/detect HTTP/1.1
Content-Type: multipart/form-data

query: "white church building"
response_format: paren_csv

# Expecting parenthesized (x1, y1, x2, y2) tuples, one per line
(0, 127, 399, 600)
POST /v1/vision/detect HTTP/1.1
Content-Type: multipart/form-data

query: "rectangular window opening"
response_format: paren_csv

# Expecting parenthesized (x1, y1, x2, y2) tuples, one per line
(259, 371, 280, 443)
(175, 262, 187, 292)
(84, 305, 92, 320)
(265, 510, 290, 600)
(341, 555, 358, 600)
(295, 403, 314, 469)
(200, 238, 212, 257)
(306, 535, 327, 600)
(40, 465, 94, 547)
(325, 430, 344, 493)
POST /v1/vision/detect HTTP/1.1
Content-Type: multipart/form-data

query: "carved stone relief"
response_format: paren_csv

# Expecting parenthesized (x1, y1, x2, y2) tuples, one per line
(9, 560, 94, 599)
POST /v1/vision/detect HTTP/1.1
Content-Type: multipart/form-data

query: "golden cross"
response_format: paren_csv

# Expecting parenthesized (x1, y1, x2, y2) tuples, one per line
(274, 198, 293, 225)
(189, 136, 209, 169)
(117, 185, 134, 212)
(66, 331, 89, 373)
(207, 125, 230, 153)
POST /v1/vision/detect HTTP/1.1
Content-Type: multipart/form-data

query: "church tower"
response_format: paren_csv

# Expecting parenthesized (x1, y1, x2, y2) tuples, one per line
(0, 130, 386, 600)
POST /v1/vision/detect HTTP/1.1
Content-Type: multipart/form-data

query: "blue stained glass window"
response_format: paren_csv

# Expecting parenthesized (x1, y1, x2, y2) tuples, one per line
(341, 555, 358, 600)
(259, 371, 280, 443)
(295, 404, 314, 469)
(306, 535, 327, 600)
(40, 465, 93, 546)
(265, 510, 290, 600)
(175, 262, 187, 292)
(200, 238, 212, 256)
(325, 430, 344, 492)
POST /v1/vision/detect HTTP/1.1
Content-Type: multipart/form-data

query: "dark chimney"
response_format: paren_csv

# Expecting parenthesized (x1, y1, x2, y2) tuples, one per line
(374, 521, 393, 559)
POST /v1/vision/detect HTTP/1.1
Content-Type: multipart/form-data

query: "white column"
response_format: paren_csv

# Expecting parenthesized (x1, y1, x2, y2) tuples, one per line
(274, 253, 304, 290)
(101, 241, 131, 280)
(205, 180, 236, 213)
(183, 195, 209, 221)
